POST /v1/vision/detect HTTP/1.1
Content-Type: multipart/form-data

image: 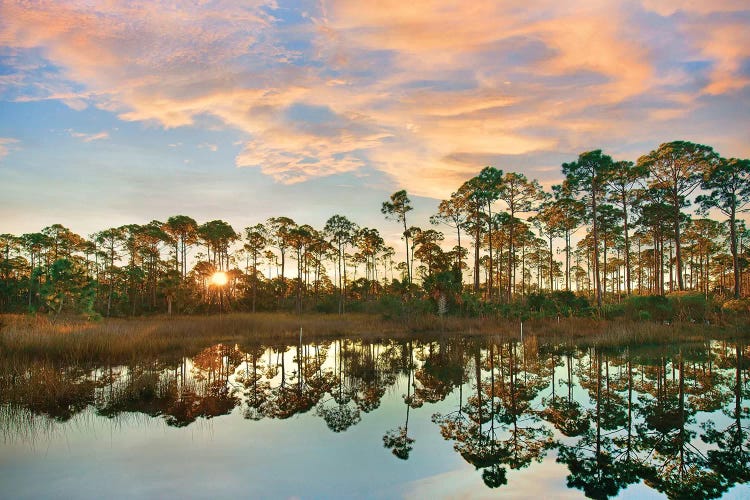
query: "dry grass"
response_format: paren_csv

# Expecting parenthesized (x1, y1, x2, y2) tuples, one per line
(0, 312, 743, 364)
(523, 317, 744, 348)
(0, 313, 494, 364)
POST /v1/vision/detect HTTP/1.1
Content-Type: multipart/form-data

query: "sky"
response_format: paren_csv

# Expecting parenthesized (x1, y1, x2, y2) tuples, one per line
(1, 0, 749, 247)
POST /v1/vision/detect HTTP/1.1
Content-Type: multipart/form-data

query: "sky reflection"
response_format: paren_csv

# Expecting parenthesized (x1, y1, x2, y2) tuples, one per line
(2, 337, 750, 499)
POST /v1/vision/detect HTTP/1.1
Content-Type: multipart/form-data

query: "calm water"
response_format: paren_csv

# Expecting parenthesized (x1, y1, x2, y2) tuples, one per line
(1, 335, 749, 499)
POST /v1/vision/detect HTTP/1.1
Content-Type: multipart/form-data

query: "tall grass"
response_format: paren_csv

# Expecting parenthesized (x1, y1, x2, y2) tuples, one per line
(1, 312, 743, 365)
(0, 313, 502, 364)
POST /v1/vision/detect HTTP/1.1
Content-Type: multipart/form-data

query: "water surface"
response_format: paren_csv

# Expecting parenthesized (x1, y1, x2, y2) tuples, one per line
(2, 335, 749, 498)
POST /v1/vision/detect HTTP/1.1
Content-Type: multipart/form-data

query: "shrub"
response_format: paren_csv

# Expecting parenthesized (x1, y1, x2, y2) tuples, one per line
(376, 295, 404, 320)
(498, 301, 529, 320)
(460, 292, 482, 317)
(720, 298, 750, 327)
(403, 298, 434, 316)
(721, 298, 750, 314)
(622, 295, 673, 322)
(666, 291, 709, 322)
(525, 291, 592, 318)
(602, 303, 625, 320)
(552, 291, 592, 317)
(313, 298, 339, 314)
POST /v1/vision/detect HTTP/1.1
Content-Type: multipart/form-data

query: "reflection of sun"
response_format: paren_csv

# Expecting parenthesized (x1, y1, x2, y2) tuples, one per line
(210, 271, 228, 286)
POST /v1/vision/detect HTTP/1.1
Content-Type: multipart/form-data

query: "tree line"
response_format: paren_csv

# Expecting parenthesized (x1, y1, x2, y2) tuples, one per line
(1, 140, 748, 318)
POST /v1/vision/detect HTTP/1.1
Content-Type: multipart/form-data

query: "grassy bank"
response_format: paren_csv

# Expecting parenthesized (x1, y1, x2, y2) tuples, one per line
(0, 313, 493, 364)
(0, 312, 746, 364)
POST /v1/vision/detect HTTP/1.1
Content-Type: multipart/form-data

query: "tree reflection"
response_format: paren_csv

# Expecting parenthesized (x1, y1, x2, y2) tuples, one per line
(2, 336, 750, 499)
(237, 346, 270, 421)
(434, 338, 554, 488)
(557, 348, 643, 499)
(540, 346, 589, 437)
(262, 343, 323, 420)
(317, 339, 361, 432)
(383, 340, 416, 460)
(411, 338, 467, 407)
(637, 348, 726, 498)
(163, 344, 243, 426)
(492, 339, 554, 472)
(346, 340, 391, 415)
(702, 342, 750, 489)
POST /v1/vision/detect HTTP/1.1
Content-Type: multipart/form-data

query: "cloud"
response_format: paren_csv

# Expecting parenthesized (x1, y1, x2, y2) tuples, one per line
(638, 2, 750, 95)
(198, 143, 218, 152)
(0, 0, 748, 199)
(69, 130, 109, 142)
(14, 91, 92, 111)
(640, 0, 748, 16)
(0, 138, 20, 160)
(687, 19, 750, 95)
(235, 125, 391, 183)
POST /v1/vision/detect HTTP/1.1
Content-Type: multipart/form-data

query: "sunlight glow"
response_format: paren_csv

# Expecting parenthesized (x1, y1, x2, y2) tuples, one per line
(210, 271, 228, 287)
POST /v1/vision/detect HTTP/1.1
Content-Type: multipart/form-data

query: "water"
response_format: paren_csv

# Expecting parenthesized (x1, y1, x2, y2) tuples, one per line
(1, 336, 749, 499)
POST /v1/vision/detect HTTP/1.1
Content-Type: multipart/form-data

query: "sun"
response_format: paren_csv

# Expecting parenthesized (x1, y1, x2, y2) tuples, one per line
(210, 271, 228, 286)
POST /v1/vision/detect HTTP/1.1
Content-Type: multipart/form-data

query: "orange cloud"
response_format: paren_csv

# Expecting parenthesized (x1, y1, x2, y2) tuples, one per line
(1, 0, 747, 198)
(693, 22, 750, 95)
(639, 1, 750, 95)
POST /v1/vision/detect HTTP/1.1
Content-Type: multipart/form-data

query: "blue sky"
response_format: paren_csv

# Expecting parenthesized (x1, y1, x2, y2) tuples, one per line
(1, 0, 748, 244)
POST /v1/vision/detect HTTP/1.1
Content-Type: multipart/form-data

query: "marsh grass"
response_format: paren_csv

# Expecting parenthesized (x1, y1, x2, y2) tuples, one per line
(0, 312, 744, 364)
(0, 313, 491, 364)
(0, 403, 59, 444)
(529, 317, 747, 348)
(0, 355, 96, 422)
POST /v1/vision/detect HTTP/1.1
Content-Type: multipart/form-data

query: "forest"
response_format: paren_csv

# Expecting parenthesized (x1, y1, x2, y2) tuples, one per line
(1, 140, 748, 321)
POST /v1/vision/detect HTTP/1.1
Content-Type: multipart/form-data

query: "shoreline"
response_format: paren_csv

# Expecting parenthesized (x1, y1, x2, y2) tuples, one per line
(1, 312, 747, 364)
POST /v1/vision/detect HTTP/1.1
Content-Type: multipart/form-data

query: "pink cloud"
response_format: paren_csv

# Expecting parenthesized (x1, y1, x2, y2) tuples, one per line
(691, 22, 750, 95)
(0, 0, 747, 198)
(69, 130, 109, 142)
(0, 138, 20, 160)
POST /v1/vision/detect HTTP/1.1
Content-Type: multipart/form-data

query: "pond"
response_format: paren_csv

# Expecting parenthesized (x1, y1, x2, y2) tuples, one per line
(1, 335, 749, 499)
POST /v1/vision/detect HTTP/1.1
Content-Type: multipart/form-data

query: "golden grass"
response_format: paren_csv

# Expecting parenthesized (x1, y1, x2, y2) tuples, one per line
(525, 317, 747, 348)
(0, 313, 490, 364)
(0, 312, 744, 364)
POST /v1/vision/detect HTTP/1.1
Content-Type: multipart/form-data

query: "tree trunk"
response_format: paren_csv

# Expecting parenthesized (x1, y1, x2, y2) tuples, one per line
(403, 219, 411, 285)
(507, 210, 515, 303)
(497, 239, 503, 299)
(673, 200, 685, 290)
(338, 242, 343, 315)
(602, 238, 608, 300)
(474, 223, 480, 293)
(622, 193, 632, 295)
(487, 203, 493, 300)
(565, 229, 571, 291)
(548, 234, 554, 291)
(730, 207, 740, 299)
(456, 225, 462, 278)
(669, 241, 674, 293)
(592, 187, 602, 309)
